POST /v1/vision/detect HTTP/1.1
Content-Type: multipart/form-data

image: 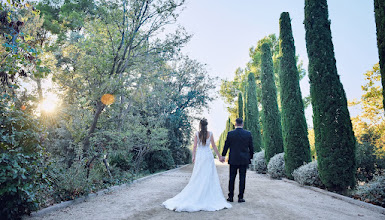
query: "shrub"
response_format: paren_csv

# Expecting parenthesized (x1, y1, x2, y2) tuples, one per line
(172, 146, 192, 165)
(110, 152, 133, 171)
(0, 94, 44, 219)
(354, 175, 385, 207)
(47, 161, 105, 202)
(292, 161, 323, 187)
(267, 153, 285, 179)
(0, 153, 39, 220)
(356, 142, 376, 182)
(251, 150, 267, 174)
(144, 148, 175, 173)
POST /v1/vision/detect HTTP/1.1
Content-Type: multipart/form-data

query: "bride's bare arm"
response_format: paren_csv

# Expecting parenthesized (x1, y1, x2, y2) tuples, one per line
(210, 133, 221, 159)
(192, 134, 197, 163)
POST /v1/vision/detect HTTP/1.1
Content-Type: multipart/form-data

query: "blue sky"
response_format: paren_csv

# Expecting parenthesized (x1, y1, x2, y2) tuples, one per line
(176, 0, 379, 139)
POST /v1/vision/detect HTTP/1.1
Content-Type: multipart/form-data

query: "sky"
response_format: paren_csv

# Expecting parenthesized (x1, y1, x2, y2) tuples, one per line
(175, 0, 379, 139)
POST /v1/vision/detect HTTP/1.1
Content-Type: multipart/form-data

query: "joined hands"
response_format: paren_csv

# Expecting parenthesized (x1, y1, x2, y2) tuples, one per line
(219, 156, 225, 163)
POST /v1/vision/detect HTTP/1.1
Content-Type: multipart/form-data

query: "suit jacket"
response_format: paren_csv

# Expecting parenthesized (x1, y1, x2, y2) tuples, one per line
(222, 128, 254, 165)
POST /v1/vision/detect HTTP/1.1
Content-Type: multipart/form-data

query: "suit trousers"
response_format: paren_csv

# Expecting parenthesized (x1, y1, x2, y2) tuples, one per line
(228, 164, 247, 199)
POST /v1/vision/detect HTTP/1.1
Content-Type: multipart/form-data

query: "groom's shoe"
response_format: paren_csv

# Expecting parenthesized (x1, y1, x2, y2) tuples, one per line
(238, 198, 245, 203)
(227, 198, 233, 202)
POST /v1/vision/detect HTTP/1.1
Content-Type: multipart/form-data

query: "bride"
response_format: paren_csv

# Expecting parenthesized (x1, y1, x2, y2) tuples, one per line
(163, 119, 232, 212)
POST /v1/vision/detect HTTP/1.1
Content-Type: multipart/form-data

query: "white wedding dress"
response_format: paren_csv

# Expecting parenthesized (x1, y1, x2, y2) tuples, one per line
(163, 131, 232, 212)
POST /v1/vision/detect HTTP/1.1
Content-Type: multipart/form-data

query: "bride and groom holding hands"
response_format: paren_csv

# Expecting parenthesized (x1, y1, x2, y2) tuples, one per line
(163, 117, 254, 212)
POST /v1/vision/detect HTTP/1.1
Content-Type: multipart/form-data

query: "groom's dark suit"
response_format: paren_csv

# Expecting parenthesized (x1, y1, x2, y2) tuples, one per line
(222, 127, 254, 200)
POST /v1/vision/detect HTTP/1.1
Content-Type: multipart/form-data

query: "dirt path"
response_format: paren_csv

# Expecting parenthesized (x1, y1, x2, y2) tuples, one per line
(25, 161, 384, 220)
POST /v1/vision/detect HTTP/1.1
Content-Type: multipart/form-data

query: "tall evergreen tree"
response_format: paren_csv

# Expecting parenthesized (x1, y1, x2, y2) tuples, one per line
(279, 12, 311, 179)
(238, 92, 244, 119)
(218, 117, 234, 153)
(304, 0, 356, 191)
(245, 72, 263, 152)
(244, 86, 248, 130)
(260, 43, 284, 163)
(374, 0, 385, 112)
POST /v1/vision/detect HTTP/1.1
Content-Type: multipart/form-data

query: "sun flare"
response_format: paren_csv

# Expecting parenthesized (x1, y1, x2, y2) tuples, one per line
(39, 93, 59, 113)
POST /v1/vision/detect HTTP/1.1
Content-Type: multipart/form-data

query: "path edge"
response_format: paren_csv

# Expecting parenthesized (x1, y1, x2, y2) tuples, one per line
(27, 164, 190, 218)
(282, 178, 385, 215)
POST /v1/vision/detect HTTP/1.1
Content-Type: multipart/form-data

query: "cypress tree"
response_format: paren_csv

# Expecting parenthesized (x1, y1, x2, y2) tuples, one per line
(374, 0, 385, 112)
(279, 12, 311, 179)
(244, 86, 248, 130)
(304, 0, 356, 191)
(218, 118, 234, 152)
(217, 131, 225, 153)
(260, 43, 284, 163)
(245, 72, 263, 152)
(238, 92, 244, 119)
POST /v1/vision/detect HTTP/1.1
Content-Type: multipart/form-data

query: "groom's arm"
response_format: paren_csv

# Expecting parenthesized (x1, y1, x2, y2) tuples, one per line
(221, 132, 230, 157)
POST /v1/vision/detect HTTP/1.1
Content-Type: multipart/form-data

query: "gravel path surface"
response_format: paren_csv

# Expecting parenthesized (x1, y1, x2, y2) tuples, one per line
(25, 160, 385, 220)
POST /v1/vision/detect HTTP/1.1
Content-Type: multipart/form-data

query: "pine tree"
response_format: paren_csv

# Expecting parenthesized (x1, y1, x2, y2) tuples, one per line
(304, 0, 356, 191)
(279, 12, 311, 179)
(374, 0, 385, 112)
(260, 43, 284, 163)
(238, 92, 244, 119)
(245, 72, 263, 152)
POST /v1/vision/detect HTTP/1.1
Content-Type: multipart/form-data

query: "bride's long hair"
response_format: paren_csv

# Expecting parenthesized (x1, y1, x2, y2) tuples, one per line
(199, 119, 208, 145)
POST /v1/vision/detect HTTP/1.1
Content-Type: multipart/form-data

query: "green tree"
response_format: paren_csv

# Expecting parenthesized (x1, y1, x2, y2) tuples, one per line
(350, 63, 384, 160)
(218, 117, 234, 154)
(238, 92, 244, 119)
(304, 0, 356, 191)
(279, 12, 311, 179)
(374, 0, 385, 112)
(220, 34, 307, 124)
(260, 43, 284, 163)
(245, 72, 262, 152)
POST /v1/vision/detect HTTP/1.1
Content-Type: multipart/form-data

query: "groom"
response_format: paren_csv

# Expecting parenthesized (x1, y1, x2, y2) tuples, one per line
(220, 118, 254, 203)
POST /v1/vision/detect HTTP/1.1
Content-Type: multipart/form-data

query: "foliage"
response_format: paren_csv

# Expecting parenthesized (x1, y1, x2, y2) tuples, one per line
(251, 150, 267, 174)
(144, 148, 175, 173)
(308, 129, 317, 160)
(304, 0, 356, 191)
(260, 43, 284, 164)
(292, 161, 323, 187)
(110, 152, 132, 171)
(218, 118, 234, 155)
(374, 0, 385, 112)
(46, 160, 105, 202)
(220, 68, 247, 120)
(0, 94, 44, 219)
(237, 92, 243, 119)
(279, 12, 311, 179)
(0, 153, 39, 220)
(350, 63, 384, 161)
(245, 72, 262, 152)
(356, 142, 377, 182)
(353, 175, 385, 208)
(0, 0, 215, 214)
(0, 4, 50, 92)
(267, 152, 285, 179)
(219, 34, 307, 121)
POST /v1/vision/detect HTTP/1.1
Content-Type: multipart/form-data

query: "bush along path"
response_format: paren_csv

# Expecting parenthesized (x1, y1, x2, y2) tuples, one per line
(25, 161, 384, 220)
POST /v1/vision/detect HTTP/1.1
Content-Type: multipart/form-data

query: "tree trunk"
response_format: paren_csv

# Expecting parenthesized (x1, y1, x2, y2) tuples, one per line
(36, 78, 43, 102)
(103, 157, 113, 179)
(83, 101, 105, 157)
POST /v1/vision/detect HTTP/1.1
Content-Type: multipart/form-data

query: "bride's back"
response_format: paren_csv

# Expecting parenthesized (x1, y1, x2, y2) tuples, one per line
(197, 131, 211, 148)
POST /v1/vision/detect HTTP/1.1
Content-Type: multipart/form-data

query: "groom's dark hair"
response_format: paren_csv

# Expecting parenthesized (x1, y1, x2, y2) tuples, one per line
(235, 118, 243, 126)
